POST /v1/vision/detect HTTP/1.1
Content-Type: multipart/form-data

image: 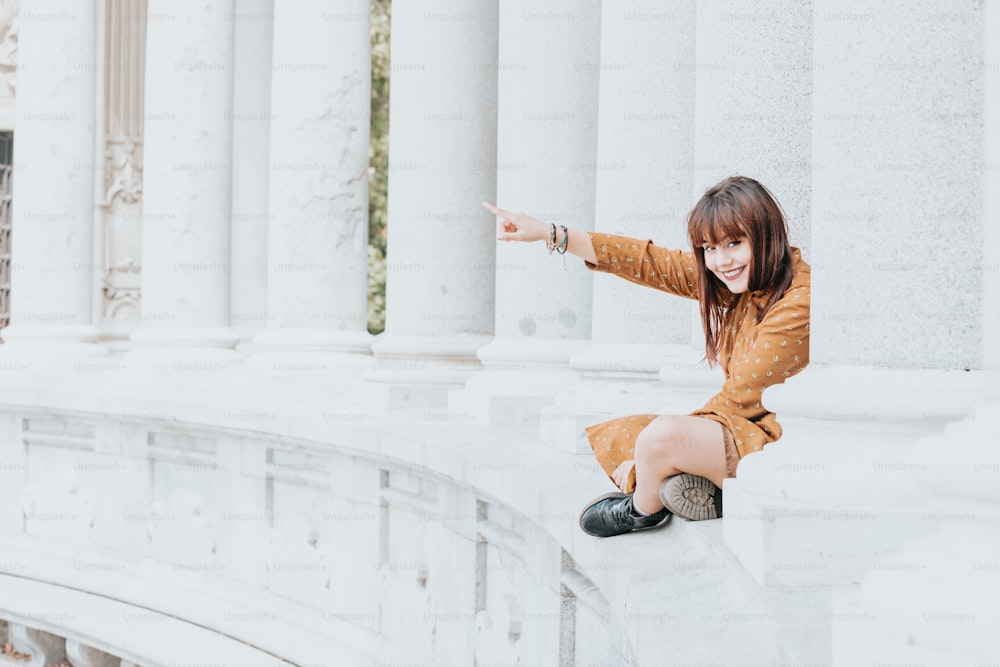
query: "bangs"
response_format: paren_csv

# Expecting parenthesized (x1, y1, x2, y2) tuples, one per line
(687, 195, 751, 248)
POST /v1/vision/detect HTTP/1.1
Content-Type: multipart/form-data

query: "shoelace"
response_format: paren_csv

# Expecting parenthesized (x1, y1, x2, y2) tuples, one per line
(612, 496, 636, 531)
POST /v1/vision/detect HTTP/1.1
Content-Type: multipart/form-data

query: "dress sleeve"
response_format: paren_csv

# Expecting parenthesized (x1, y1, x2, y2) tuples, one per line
(583, 231, 699, 300)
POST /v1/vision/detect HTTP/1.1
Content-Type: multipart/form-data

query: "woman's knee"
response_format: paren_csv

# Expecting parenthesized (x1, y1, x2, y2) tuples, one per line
(634, 415, 683, 464)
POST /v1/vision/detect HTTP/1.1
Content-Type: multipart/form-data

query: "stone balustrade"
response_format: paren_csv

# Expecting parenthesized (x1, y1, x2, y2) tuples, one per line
(0, 372, 832, 666)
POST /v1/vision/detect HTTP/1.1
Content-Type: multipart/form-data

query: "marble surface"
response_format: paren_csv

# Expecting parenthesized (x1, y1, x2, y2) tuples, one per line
(383, 0, 499, 338)
(590, 0, 697, 349)
(5, 0, 97, 342)
(137, 0, 236, 337)
(492, 0, 600, 342)
(693, 0, 814, 257)
(810, 0, 984, 369)
(267, 0, 370, 333)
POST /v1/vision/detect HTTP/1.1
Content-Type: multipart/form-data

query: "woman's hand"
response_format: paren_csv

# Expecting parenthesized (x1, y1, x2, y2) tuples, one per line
(482, 201, 597, 263)
(611, 460, 636, 493)
(483, 202, 549, 243)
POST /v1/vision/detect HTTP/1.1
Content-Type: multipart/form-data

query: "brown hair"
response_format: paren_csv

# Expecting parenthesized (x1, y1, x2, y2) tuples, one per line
(687, 176, 794, 366)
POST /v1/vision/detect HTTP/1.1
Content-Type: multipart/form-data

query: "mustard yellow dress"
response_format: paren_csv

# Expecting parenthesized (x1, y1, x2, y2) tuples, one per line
(581, 232, 811, 492)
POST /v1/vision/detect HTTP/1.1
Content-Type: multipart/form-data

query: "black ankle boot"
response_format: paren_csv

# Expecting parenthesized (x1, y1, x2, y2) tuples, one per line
(578, 492, 671, 537)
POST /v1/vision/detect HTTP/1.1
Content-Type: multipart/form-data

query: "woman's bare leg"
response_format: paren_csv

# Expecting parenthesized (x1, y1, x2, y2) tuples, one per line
(631, 415, 728, 515)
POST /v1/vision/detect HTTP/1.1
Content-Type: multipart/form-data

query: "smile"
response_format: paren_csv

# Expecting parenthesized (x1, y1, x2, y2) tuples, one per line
(721, 266, 745, 281)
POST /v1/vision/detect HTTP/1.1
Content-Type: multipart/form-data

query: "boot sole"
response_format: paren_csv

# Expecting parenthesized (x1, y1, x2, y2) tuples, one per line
(658, 474, 721, 521)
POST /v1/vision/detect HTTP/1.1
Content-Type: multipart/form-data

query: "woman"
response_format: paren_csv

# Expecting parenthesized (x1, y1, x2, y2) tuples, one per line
(483, 176, 810, 538)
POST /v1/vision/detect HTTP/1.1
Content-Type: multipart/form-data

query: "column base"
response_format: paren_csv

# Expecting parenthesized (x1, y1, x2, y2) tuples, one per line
(130, 326, 240, 349)
(656, 350, 727, 400)
(95, 319, 140, 353)
(0, 325, 109, 376)
(840, 395, 1000, 663)
(541, 384, 715, 455)
(453, 337, 590, 428)
(252, 327, 373, 356)
(537, 344, 722, 454)
(362, 333, 491, 409)
(570, 342, 684, 377)
(244, 328, 374, 396)
(124, 327, 243, 388)
(121, 346, 244, 390)
(721, 365, 989, 587)
(1, 323, 103, 346)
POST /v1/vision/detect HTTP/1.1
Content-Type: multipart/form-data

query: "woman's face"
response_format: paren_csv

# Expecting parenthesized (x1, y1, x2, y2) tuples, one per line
(702, 237, 752, 293)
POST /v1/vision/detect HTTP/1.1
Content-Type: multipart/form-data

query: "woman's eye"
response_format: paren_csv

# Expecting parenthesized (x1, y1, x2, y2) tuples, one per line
(729, 240, 741, 247)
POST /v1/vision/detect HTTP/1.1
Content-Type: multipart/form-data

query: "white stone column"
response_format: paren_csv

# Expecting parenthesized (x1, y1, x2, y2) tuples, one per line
(544, 1, 700, 451)
(229, 0, 273, 344)
(841, 4, 1000, 664)
(365, 0, 499, 407)
(128, 1, 239, 362)
(461, 0, 600, 424)
(0, 0, 106, 360)
(986, 1, 1000, 384)
(249, 0, 373, 381)
(723, 1, 988, 590)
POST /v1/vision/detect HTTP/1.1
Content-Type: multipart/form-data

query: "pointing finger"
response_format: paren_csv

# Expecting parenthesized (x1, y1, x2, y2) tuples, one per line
(482, 202, 514, 220)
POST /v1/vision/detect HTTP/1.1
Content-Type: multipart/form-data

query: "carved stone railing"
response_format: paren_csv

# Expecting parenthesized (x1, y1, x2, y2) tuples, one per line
(0, 368, 827, 666)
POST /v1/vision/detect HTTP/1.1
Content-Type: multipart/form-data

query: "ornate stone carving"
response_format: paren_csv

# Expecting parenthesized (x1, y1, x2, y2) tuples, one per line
(101, 259, 141, 321)
(0, 0, 18, 95)
(103, 139, 142, 206)
(96, 0, 146, 334)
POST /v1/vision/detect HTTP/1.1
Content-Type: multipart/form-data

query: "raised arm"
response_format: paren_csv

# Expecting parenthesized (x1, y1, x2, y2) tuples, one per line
(483, 202, 698, 299)
(584, 232, 699, 299)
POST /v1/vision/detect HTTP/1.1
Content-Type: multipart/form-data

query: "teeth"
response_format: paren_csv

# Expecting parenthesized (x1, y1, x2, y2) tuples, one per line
(723, 267, 743, 278)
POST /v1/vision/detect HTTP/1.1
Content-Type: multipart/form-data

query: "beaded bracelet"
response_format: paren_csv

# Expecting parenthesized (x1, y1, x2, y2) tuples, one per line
(556, 225, 569, 254)
(546, 222, 557, 254)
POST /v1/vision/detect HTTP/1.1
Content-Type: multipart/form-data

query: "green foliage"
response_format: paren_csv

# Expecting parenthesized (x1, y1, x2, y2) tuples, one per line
(367, 0, 390, 334)
(366, 243, 386, 334)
